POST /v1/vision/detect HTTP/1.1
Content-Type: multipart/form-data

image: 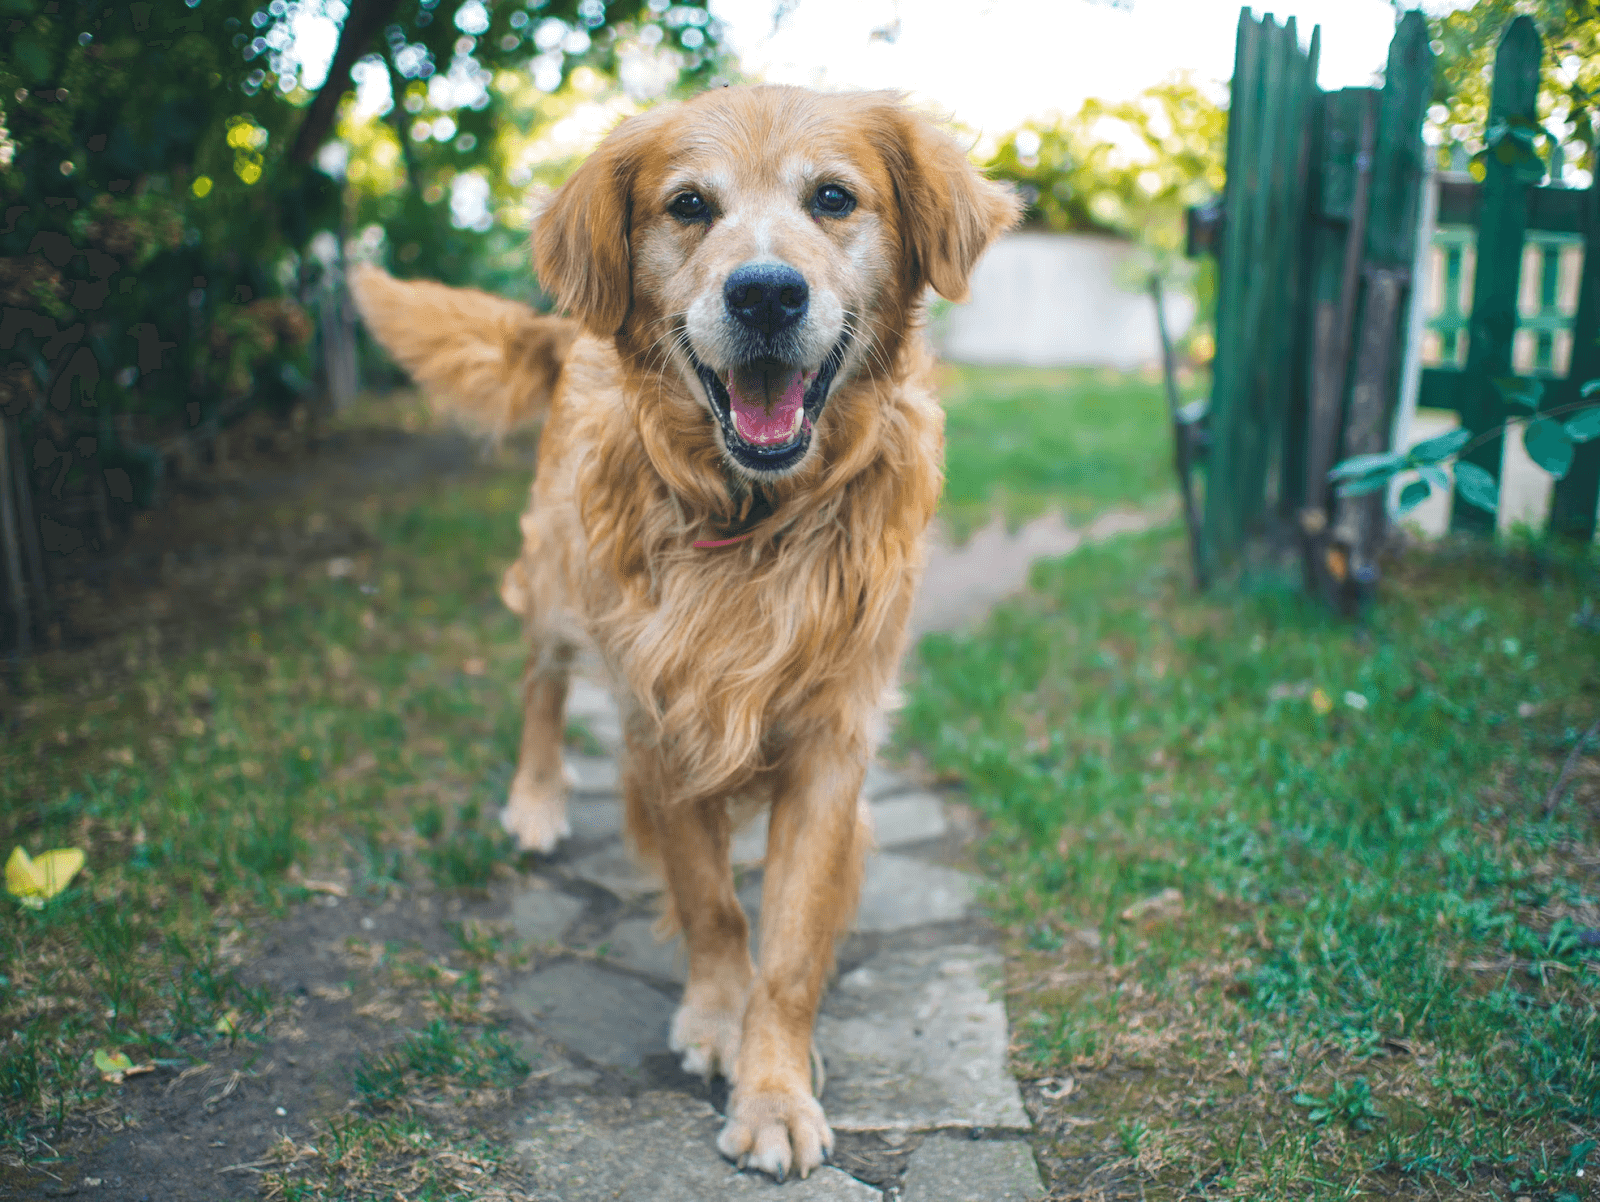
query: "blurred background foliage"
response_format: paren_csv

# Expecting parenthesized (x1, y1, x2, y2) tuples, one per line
(2, 0, 1589, 652)
(1424, 0, 1600, 179)
(0, 0, 724, 649)
(982, 76, 1228, 254)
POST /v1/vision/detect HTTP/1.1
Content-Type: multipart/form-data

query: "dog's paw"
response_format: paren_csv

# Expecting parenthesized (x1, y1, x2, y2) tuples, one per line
(500, 773, 570, 853)
(669, 1000, 743, 1082)
(717, 1086, 832, 1182)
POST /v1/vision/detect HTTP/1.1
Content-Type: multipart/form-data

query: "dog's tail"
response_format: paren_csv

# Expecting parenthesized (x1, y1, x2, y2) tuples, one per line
(349, 263, 579, 437)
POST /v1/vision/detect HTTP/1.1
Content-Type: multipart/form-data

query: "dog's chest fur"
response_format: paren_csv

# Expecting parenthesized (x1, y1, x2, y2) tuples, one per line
(520, 336, 942, 787)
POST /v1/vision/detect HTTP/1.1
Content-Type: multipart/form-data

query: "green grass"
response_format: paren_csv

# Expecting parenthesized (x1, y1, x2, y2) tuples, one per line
(0, 410, 536, 1160)
(352, 1019, 528, 1108)
(898, 528, 1600, 1199)
(937, 364, 1190, 537)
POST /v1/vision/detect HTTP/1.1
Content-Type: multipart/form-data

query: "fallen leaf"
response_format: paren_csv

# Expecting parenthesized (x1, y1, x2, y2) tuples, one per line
(6, 846, 85, 908)
(214, 1009, 242, 1035)
(94, 1049, 133, 1075)
(1310, 688, 1333, 715)
(94, 1048, 155, 1084)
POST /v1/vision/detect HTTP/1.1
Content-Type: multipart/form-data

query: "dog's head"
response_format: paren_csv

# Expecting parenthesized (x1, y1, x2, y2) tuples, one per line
(534, 86, 1020, 480)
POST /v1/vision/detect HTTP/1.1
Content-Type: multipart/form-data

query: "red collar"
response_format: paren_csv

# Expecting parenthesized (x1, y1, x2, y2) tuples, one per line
(692, 531, 755, 549)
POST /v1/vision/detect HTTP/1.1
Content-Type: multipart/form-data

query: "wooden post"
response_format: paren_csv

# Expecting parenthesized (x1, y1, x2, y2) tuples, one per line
(1301, 89, 1376, 603)
(1203, 12, 1319, 572)
(0, 419, 30, 655)
(1150, 274, 1208, 589)
(5, 415, 48, 637)
(1549, 172, 1600, 541)
(1453, 16, 1541, 534)
(1332, 11, 1433, 599)
(1203, 9, 1265, 571)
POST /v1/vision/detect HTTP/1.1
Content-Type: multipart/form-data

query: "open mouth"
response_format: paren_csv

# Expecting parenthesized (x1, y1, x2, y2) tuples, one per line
(690, 339, 848, 474)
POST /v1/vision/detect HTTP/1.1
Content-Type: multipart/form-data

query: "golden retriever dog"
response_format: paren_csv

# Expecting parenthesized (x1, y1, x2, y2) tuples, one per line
(352, 84, 1017, 1180)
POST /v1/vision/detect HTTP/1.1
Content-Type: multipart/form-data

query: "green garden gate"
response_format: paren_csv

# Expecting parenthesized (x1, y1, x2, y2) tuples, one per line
(1196, 9, 1600, 606)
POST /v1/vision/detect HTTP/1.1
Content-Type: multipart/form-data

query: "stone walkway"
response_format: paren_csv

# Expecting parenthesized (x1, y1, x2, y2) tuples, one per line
(500, 506, 1168, 1198)
(503, 677, 1040, 1200)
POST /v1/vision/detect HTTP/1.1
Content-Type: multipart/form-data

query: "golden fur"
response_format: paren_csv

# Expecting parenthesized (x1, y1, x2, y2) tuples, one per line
(351, 84, 1018, 1182)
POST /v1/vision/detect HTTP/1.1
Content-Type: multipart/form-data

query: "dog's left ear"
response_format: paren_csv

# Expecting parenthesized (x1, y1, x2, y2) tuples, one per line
(873, 103, 1023, 303)
(533, 106, 669, 337)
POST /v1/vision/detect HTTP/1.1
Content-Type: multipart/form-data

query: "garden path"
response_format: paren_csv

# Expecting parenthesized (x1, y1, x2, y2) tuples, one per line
(501, 503, 1169, 1199)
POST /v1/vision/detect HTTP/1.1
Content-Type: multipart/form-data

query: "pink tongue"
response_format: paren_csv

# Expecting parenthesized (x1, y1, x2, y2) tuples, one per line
(727, 368, 805, 445)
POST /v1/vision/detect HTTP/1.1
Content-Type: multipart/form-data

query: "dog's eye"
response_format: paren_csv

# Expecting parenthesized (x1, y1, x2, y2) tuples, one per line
(813, 184, 856, 217)
(669, 192, 710, 222)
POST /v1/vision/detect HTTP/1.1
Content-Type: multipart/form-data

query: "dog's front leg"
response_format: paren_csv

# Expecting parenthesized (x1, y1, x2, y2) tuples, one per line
(718, 745, 868, 1181)
(652, 792, 755, 1084)
(501, 641, 574, 853)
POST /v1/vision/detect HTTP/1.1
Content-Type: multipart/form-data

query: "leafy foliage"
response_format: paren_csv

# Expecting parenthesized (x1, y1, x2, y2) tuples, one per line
(983, 75, 1226, 257)
(0, 0, 721, 571)
(1426, 0, 1600, 177)
(1327, 376, 1600, 517)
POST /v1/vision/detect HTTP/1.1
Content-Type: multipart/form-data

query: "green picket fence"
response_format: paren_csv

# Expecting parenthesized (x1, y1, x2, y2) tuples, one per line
(1195, 9, 1599, 606)
(1415, 17, 1600, 542)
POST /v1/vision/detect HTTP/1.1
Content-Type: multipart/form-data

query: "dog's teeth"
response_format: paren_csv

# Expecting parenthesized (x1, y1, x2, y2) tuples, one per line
(789, 407, 804, 435)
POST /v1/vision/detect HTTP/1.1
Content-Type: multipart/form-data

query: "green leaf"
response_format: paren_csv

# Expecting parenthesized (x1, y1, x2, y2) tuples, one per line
(1337, 474, 1392, 497)
(1494, 377, 1543, 410)
(1408, 428, 1471, 464)
(1418, 463, 1450, 492)
(1524, 417, 1575, 479)
(1396, 479, 1431, 514)
(1564, 407, 1600, 443)
(1454, 461, 1499, 513)
(1580, 378, 1600, 398)
(94, 1049, 134, 1074)
(1328, 451, 1404, 481)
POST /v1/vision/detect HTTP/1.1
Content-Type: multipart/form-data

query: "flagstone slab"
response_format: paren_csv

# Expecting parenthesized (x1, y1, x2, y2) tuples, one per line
(731, 811, 769, 866)
(868, 793, 948, 848)
(565, 797, 623, 843)
(817, 944, 1028, 1132)
(597, 915, 686, 984)
(900, 1135, 1044, 1201)
(516, 1093, 882, 1200)
(566, 679, 623, 749)
(510, 886, 586, 944)
(508, 961, 674, 1070)
(566, 754, 619, 795)
(854, 854, 975, 932)
(566, 845, 661, 899)
(864, 761, 916, 800)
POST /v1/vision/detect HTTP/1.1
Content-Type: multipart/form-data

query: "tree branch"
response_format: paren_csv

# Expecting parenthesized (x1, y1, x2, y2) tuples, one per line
(289, 0, 405, 165)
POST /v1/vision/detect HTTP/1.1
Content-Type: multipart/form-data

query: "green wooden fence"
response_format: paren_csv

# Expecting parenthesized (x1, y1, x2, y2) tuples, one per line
(1199, 8, 1433, 607)
(1416, 16, 1600, 542)
(1196, 9, 1600, 605)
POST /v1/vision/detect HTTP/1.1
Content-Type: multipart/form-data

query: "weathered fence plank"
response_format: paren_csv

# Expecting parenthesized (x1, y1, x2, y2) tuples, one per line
(1331, 11, 1433, 590)
(1548, 176, 1600, 541)
(1452, 16, 1541, 534)
(1203, 10, 1319, 572)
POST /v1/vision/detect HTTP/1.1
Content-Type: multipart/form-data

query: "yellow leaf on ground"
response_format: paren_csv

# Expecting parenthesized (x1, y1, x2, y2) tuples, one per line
(92, 1048, 153, 1083)
(214, 1009, 242, 1035)
(6, 846, 85, 908)
(94, 1049, 133, 1075)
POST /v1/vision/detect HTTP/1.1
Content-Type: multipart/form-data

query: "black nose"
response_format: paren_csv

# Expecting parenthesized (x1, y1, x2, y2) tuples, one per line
(723, 264, 809, 336)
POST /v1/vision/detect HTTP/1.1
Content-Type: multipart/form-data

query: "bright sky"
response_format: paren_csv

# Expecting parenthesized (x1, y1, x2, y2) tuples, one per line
(708, 0, 1476, 135)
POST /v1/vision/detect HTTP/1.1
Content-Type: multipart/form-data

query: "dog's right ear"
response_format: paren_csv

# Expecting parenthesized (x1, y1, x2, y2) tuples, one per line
(533, 107, 668, 338)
